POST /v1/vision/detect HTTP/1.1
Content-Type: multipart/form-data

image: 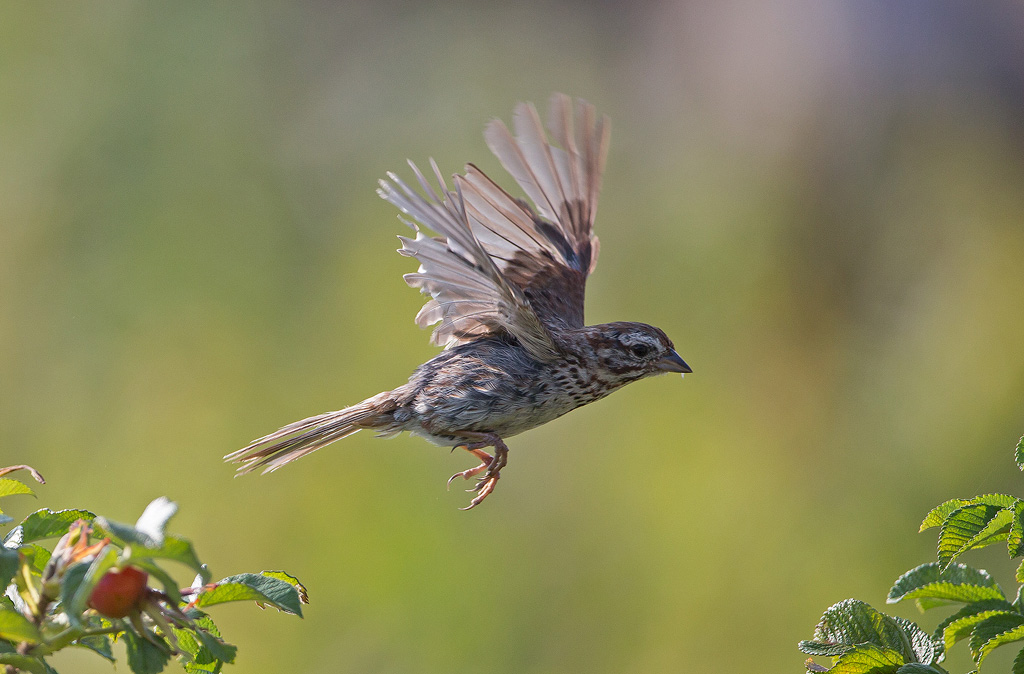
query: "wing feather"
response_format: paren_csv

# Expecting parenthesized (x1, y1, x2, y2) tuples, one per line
(377, 160, 560, 362)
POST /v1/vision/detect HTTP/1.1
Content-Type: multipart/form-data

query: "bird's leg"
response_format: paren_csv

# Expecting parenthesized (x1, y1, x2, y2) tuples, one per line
(446, 448, 492, 488)
(446, 432, 509, 510)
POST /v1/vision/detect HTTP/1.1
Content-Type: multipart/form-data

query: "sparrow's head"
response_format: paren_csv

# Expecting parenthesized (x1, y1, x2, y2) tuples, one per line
(585, 321, 691, 383)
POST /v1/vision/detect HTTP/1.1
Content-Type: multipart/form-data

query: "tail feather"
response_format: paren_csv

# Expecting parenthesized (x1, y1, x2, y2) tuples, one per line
(226, 393, 396, 475)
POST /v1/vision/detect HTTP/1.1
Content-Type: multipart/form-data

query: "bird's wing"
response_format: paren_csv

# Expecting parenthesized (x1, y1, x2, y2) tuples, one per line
(378, 159, 560, 362)
(457, 93, 610, 329)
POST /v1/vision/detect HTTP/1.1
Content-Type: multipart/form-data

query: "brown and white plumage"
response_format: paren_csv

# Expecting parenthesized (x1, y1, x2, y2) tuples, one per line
(226, 94, 690, 509)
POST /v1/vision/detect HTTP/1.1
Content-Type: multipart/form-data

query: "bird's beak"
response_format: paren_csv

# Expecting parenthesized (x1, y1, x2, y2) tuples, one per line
(656, 350, 692, 374)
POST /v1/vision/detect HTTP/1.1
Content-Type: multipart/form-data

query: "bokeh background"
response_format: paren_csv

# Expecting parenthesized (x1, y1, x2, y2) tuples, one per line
(3, 2, 1024, 672)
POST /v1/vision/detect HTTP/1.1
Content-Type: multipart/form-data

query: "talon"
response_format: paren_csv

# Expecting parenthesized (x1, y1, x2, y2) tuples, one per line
(460, 477, 498, 509)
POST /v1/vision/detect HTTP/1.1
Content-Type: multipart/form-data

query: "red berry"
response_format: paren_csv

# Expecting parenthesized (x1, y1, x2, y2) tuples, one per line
(87, 566, 149, 618)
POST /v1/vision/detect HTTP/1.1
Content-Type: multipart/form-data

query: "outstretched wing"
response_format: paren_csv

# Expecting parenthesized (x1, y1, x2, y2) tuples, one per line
(458, 93, 610, 329)
(377, 160, 560, 362)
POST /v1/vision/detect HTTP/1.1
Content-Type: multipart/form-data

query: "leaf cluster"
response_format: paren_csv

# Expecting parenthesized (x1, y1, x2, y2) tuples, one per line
(800, 435, 1024, 673)
(0, 466, 307, 674)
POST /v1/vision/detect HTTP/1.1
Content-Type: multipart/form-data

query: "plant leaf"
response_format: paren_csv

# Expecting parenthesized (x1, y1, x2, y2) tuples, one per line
(1014, 645, 1024, 674)
(194, 573, 303, 616)
(124, 629, 170, 674)
(68, 546, 119, 626)
(259, 571, 308, 605)
(893, 616, 937, 665)
(932, 599, 1016, 650)
(0, 548, 17, 588)
(0, 605, 42, 644)
(894, 665, 944, 673)
(0, 479, 34, 503)
(1015, 435, 1024, 472)
(888, 562, 1005, 605)
(1010, 501, 1024, 557)
(799, 640, 854, 657)
(938, 503, 1015, 568)
(969, 612, 1024, 665)
(19, 509, 95, 543)
(921, 499, 970, 532)
(0, 653, 48, 674)
(74, 634, 116, 662)
(808, 599, 918, 662)
(826, 644, 904, 674)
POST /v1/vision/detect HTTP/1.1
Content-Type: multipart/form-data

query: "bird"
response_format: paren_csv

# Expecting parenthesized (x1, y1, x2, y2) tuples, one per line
(225, 93, 691, 509)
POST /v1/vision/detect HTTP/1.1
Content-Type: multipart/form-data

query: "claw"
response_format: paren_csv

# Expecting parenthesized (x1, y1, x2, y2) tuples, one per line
(448, 433, 509, 509)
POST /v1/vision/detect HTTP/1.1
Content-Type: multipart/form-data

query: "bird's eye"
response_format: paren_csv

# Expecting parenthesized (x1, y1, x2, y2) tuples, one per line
(629, 343, 652, 359)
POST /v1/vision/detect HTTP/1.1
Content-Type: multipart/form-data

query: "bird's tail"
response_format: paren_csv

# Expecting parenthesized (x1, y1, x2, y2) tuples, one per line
(225, 392, 397, 475)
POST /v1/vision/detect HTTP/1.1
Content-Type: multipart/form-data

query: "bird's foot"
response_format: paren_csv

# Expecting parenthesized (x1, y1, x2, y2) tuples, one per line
(448, 434, 509, 510)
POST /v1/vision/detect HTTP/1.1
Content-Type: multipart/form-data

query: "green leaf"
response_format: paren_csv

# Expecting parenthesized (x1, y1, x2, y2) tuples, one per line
(124, 630, 170, 674)
(939, 503, 1015, 568)
(807, 599, 918, 663)
(0, 479, 34, 503)
(1010, 501, 1024, 557)
(0, 606, 42, 644)
(1015, 435, 1024, 472)
(893, 616, 937, 665)
(74, 634, 115, 662)
(921, 500, 970, 532)
(0, 653, 48, 674)
(0, 548, 17, 588)
(932, 599, 1016, 650)
(1014, 645, 1024, 674)
(19, 544, 51, 576)
(800, 640, 854, 657)
(969, 612, 1024, 665)
(259, 571, 309, 605)
(826, 644, 905, 674)
(194, 573, 303, 616)
(19, 509, 95, 543)
(1018, 558, 1024, 584)
(922, 494, 1019, 533)
(59, 561, 91, 618)
(888, 562, 1005, 606)
(894, 665, 944, 673)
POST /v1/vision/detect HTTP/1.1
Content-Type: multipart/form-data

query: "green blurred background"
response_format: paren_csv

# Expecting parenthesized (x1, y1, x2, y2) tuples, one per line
(2, 2, 1024, 672)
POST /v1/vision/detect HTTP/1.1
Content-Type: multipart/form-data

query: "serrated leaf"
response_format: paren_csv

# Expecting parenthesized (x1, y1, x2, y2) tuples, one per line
(932, 599, 1016, 650)
(800, 640, 855, 657)
(74, 634, 115, 662)
(0, 606, 42, 643)
(19, 509, 95, 543)
(894, 665, 944, 673)
(921, 500, 970, 532)
(124, 630, 170, 674)
(893, 616, 937, 665)
(1015, 435, 1024, 472)
(18, 544, 51, 576)
(826, 644, 905, 674)
(969, 612, 1024, 664)
(809, 599, 916, 662)
(939, 503, 1015, 568)
(259, 571, 308, 605)
(194, 574, 303, 616)
(1018, 558, 1024, 584)
(1014, 645, 1024, 674)
(0, 479, 34, 503)
(1010, 501, 1024, 557)
(0, 653, 48, 674)
(888, 562, 1005, 605)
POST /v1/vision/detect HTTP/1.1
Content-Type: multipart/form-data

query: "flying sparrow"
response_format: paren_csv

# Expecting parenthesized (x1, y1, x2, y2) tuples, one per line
(226, 94, 691, 509)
